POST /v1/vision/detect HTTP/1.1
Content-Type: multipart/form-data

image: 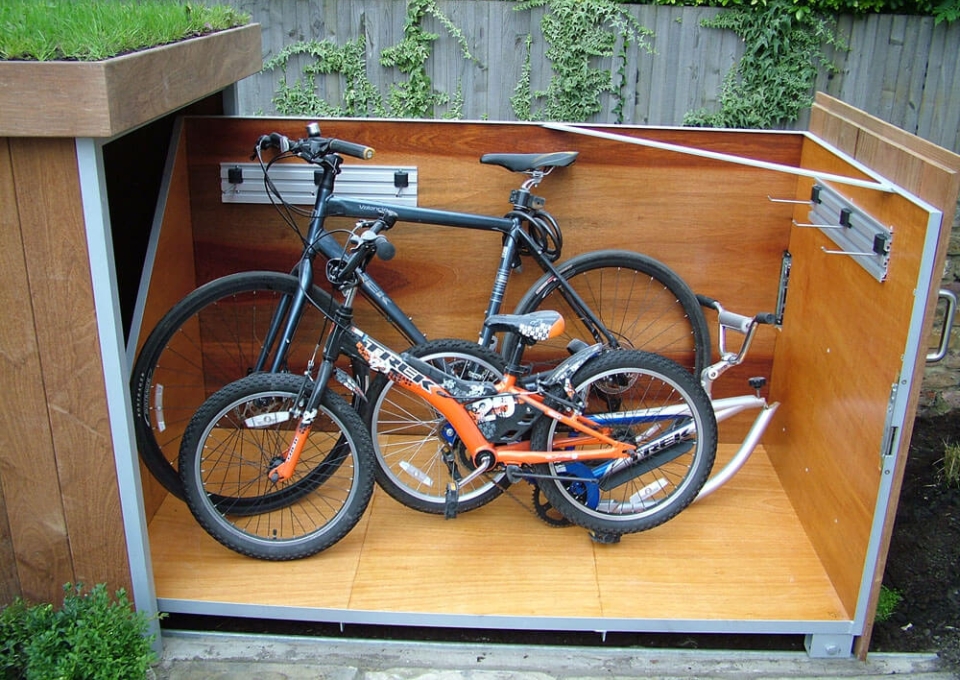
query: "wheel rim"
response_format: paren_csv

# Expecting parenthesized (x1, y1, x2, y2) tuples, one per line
(190, 388, 361, 546)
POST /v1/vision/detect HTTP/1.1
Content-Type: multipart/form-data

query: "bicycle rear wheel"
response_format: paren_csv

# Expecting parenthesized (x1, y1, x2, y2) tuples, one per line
(178, 372, 374, 560)
(506, 250, 710, 375)
(529, 350, 717, 537)
(131, 271, 337, 500)
(365, 339, 508, 514)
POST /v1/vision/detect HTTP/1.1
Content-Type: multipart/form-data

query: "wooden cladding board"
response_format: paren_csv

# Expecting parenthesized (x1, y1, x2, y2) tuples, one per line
(0, 138, 131, 603)
(0, 26, 261, 138)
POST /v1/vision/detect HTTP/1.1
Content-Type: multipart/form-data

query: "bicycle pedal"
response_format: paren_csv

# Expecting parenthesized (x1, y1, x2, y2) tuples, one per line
(589, 531, 622, 544)
(444, 482, 459, 520)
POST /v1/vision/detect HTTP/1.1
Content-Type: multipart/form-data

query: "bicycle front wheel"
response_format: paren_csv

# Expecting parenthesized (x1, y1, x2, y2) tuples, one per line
(507, 250, 710, 375)
(365, 339, 508, 514)
(529, 350, 717, 537)
(131, 271, 337, 500)
(178, 373, 375, 561)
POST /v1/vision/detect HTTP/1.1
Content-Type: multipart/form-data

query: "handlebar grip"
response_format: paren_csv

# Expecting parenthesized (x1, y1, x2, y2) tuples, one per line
(696, 294, 720, 311)
(257, 132, 291, 153)
(755, 312, 778, 325)
(375, 236, 396, 261)
(717, 309, 755, 335)
(329, 139, 375, 160)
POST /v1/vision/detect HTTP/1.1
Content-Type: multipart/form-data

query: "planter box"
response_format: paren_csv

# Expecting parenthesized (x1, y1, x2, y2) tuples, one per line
(0, 23, 261, 609)
(0, 24, 261, 138)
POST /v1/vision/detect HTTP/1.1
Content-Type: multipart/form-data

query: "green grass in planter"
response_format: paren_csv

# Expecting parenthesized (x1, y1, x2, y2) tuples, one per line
(0, 0, 249, 62)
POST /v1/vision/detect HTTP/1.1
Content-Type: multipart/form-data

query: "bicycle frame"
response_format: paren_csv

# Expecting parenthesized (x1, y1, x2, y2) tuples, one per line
(252, 153, 617, 378)
(267, 284, 695, 487)
(693, 300, 781, 499)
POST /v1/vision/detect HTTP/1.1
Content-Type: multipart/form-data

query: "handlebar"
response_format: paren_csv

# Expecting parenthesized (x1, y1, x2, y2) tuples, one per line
(697, 294, 776, 334)
(255, 124, 375, 162)
(327, 210, 398, 286)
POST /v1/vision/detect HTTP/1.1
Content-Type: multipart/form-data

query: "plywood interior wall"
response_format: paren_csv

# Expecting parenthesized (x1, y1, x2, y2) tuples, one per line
(765, 152, 937, 617)
(133, 124, 199, 521)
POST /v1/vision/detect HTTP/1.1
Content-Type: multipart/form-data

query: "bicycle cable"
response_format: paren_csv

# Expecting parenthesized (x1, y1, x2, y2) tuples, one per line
(257, 147, 314, 246)
(508, 210, 563, 263)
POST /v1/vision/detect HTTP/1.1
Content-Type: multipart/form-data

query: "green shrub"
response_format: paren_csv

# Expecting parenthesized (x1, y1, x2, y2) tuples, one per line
(0, 583, 160, 679)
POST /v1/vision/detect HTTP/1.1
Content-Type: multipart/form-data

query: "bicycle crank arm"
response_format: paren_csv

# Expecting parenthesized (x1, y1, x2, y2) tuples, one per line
(444, 454, 495, 520)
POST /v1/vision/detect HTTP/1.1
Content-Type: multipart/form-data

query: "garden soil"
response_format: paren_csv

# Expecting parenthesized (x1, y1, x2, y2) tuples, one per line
(870, 413, 960, 668)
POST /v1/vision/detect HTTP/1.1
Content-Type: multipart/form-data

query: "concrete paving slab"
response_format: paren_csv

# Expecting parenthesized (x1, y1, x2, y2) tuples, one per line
(153, 630, 957, 679)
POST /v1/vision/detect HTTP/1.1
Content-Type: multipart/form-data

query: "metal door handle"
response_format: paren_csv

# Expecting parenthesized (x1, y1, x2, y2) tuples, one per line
(927, 288, 957, 363)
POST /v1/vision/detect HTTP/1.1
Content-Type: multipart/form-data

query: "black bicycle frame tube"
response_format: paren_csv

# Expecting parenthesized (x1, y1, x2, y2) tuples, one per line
(325, 196, 514, 234)
(257, 161, 615, 376)
(265, 167, 338, 373)
(327, 197, 614, 346)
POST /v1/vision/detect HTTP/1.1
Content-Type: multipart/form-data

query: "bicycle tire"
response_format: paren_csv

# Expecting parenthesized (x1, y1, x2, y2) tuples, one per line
(131, 271, 337, 500)
(365, 339, 509, 514)
(178, 372, 375, 561)
(530, 350, 717, 536)
(506, 250, 710, 376)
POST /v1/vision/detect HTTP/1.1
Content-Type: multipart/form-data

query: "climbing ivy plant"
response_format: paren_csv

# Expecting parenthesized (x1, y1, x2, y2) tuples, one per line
(380, 0, 478, 118)
(263, 36, 385, 117)
(513, 0, 653, 123)
(510, 34, 534, 121)
(683, 0, 847, 129)
(262, 0, 476, 118)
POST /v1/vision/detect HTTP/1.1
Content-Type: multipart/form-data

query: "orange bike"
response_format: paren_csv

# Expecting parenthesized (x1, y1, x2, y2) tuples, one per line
(177, 214, 717, 560)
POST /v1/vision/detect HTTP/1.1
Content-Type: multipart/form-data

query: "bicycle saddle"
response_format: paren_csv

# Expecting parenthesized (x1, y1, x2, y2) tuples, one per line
(479, 152, 578, 173)
(483, 310, 565, 344)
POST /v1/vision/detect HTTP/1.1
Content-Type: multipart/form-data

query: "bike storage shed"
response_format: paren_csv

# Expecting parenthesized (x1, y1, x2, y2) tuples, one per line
(132, 95, 960, 658)
(2, 88, 957, 659)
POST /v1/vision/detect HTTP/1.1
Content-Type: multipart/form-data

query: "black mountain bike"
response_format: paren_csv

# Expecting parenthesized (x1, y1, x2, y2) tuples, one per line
(131, 123, 710, 505)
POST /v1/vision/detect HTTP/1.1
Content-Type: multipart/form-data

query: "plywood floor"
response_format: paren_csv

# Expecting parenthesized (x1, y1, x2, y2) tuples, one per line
(149, 445, 849, 626)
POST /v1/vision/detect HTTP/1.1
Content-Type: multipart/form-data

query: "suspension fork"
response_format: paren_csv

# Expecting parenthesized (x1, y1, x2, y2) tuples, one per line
(259, 162, 342, 374)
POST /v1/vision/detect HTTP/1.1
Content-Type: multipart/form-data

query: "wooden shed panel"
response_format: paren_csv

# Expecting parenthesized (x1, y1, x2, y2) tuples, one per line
(0, 138, 74, 603)
(807, 92, 960, 657)
(9, 138, 131, 595)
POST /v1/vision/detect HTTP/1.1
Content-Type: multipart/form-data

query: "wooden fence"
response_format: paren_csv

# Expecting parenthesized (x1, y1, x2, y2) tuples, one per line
(220, 0, 960, 154)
